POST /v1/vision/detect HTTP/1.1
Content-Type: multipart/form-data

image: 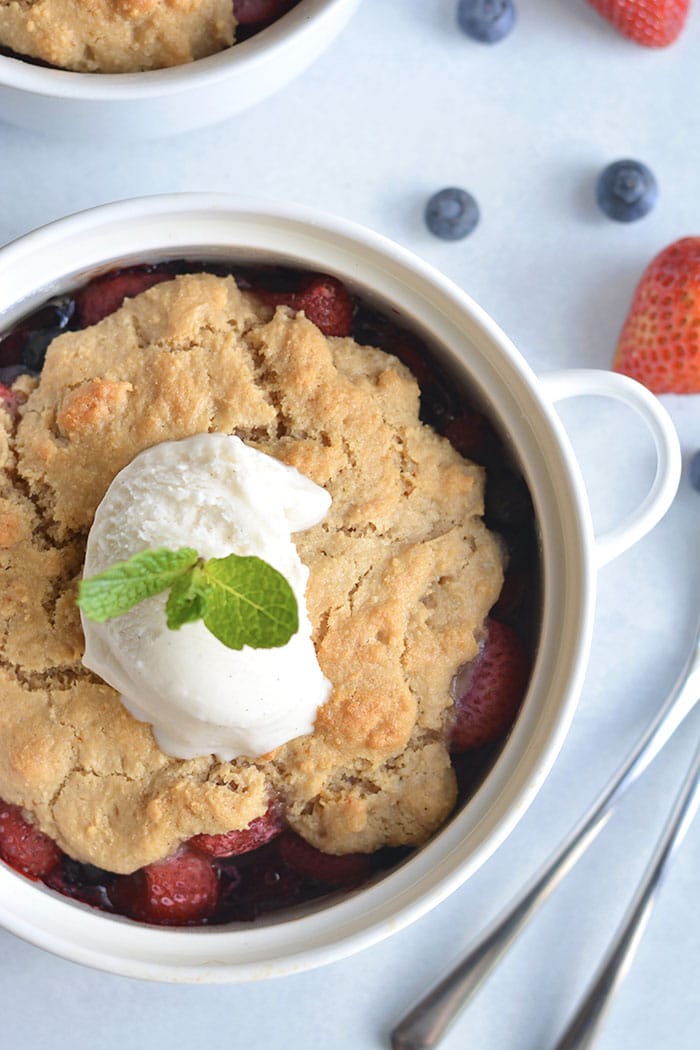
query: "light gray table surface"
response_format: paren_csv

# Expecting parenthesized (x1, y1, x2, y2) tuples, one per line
(1, 2, 699, 1048)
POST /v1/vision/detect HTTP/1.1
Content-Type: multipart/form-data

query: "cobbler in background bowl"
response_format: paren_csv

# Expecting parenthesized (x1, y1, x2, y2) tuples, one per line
(0, 0, 303, 72)
(0, 0, 361, 138)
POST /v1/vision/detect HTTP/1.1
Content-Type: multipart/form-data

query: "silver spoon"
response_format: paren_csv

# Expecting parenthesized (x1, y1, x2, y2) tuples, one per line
(550, 732, 700, 1050)
(391, 619, 700, 1050)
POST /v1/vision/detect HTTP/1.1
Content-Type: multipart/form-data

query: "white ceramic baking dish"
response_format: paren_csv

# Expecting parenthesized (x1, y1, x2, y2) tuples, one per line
(0, 194, 681, 981)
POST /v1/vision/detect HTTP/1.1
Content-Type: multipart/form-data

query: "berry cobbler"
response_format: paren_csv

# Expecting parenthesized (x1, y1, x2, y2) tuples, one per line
(0, 262, 539, 925)
(0, 0, 301, 73)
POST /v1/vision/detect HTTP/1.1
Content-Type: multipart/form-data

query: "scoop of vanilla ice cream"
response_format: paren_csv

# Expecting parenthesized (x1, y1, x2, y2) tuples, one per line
(81, 433, 332, 760)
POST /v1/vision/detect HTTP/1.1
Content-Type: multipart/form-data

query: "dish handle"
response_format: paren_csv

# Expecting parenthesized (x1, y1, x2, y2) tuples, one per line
(539, 369, 681, 569)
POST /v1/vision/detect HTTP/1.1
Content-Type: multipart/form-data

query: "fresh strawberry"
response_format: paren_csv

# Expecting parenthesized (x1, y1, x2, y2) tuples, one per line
(0, 800, 61, 879)
(278, 831, 371, 885)
(234, 0, 297, 24)
(450, 617, 530, 752)
(584, 0, 689, 48)
(613, 237, 700, 393)
(75, 270, 173, 327)
(109, 848, 219, 925)
(189, 805, 284, 858)
(256, 275, 354, 337)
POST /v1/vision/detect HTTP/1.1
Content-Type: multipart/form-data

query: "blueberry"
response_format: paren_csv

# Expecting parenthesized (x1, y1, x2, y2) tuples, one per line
(61, 857, 115, 887)
(485, 469, 533, 528)
(19, 295, 76, 373)
(420, 379, 461, 431)
(21, 330, 55, 373)
(595, 160, 658, 222)
(690, 450, 700, 492)
(0, 363, 27, 385)
(457, 0, 516, 44)
(425, 188, 480, 241)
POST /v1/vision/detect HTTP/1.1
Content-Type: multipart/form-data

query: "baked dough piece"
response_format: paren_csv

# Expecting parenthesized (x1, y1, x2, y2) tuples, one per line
(0, 273, 504, 872)
(0, 0, 235, 72)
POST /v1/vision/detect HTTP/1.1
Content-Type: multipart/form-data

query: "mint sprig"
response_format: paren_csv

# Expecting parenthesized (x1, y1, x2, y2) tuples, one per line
(77, 547, 198, 623)
(77, 547, 299, 650)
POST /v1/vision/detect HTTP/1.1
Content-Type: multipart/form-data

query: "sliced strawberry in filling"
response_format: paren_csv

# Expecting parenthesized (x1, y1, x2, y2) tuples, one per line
(0, 800, 61, 879)
(75, 270, 173, 327)
(189, 804, 284, 858)
(108, 848, 219, 925)
(450, 617, 530, 752)
(256, 274, 354, 337)
(0, 381, 26, 422)
(234, 0, 298, 26)
(278, 831, 372, 885)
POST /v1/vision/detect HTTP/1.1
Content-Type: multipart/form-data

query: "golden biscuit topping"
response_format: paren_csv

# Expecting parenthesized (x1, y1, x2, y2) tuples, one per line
(0, 274, 503, 872)
(0, 0, 235, 72)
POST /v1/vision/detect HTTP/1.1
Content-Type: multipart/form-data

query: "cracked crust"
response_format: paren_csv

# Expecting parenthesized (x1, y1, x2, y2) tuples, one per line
(0, 0, 235, 72)
(0, 273, 504, 872)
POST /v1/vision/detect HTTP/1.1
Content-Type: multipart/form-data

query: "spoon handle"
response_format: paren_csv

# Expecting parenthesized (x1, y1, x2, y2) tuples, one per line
(552, 735, 700, 1050)
(390, 623, 700, 1050)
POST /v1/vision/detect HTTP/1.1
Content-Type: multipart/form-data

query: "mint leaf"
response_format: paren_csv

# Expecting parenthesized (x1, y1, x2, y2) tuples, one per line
(77, 547, 198, 623)
(166, 565, 210, 630)
(78, 546, 299, 651)
(200, 554, 299, 650)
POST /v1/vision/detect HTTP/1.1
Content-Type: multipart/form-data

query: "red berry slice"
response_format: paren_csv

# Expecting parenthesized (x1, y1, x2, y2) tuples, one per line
(76, 270, 173, 328)
(234, 0, 296, 25)
(256, 275, 354, 337)
(0, 381, 26, 421)
(450, 617, 530, 751)
(444, 413, 500, 465)
(109, 848, 219, 925)
(0, 800, 61, 879)
(189, 805, 284, 858)
(278, 831, 371, 885)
